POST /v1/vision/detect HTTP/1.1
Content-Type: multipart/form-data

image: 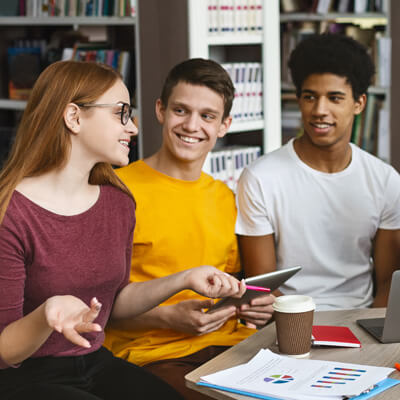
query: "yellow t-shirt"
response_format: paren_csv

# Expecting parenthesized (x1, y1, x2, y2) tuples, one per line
(104, 160, 254, 366)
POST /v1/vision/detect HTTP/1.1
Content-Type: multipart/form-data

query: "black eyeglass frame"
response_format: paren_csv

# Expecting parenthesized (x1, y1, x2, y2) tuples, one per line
(77, 102, 135, 126)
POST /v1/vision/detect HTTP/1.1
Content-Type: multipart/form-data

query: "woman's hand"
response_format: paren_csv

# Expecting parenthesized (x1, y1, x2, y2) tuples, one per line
(184, 266, 246, 299)
(45, 296, 102, 348)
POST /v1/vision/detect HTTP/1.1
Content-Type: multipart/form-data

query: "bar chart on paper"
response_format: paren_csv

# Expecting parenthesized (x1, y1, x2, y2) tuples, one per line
(312, 367, 367, 388)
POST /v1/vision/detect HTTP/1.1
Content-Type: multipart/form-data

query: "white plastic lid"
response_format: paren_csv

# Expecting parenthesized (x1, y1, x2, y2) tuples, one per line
(272, 295, 315, 313)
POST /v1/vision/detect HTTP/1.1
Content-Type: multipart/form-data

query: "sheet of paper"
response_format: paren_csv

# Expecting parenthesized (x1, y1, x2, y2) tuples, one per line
(200, 349, 394, 400)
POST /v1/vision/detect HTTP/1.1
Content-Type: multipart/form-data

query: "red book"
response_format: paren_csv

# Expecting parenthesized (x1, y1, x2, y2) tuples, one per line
(312, 325, 361, 348)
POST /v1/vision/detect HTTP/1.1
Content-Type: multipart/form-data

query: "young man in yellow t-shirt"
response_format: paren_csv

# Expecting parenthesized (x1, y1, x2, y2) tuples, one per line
(104, 58, 275, 400)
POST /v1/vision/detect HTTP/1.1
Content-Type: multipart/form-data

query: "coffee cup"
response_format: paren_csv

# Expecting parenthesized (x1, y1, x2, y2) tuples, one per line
(272, 295, 315, 358)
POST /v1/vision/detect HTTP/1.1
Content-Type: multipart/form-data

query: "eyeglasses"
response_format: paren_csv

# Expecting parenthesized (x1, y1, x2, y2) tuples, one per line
(77, 102, 135, 126)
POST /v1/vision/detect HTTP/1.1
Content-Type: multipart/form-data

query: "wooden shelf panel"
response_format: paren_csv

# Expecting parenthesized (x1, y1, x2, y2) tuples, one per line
(0, 99, 27, 110)
(280, 12, 387, 22)
(0, 16, 136, 26)
(207, 34, 262, 46)
(229, 119, 264, 133)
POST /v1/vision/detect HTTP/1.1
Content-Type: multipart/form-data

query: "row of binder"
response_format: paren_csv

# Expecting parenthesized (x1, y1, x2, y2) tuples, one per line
(19, 0, 136, 17)
(207, 0, 263, 35)
(203, 146, 261, 191)
(222, 62, 263, 123)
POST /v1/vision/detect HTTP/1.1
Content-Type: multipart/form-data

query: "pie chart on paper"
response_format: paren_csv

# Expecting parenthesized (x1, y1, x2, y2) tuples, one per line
(264, 374, 294, 384)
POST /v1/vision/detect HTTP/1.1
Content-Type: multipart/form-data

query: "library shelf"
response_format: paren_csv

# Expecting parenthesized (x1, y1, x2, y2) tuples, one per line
(0, 16, 136, 26)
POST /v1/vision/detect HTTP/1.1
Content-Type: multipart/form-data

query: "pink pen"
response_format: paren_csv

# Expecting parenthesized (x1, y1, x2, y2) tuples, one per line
(246, 285, 271, 292)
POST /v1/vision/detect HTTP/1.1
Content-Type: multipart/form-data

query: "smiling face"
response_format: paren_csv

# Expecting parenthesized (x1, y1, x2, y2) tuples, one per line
(72, 79, 138, 167)
(298, 73, 366, 150)
(155, 81, 231, 170)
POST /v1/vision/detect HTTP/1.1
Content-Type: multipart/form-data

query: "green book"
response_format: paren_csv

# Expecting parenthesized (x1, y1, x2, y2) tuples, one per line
(0, 0, 19, 16)
(351, 113, 362, 146)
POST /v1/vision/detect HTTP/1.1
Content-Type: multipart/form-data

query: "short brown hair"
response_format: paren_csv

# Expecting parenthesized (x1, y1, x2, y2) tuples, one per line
(160, 58, 234, 120)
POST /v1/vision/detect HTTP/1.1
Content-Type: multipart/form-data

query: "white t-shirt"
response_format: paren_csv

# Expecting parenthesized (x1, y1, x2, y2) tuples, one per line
(236, 139, 400, 310)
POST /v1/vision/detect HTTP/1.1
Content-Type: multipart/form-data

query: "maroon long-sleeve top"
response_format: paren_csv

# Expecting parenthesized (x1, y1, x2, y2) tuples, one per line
(0, 185, 135, 369)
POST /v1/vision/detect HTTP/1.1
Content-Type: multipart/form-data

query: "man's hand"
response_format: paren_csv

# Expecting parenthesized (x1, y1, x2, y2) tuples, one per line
(237, 294, 275, 329)
(163, 298, 237, 335)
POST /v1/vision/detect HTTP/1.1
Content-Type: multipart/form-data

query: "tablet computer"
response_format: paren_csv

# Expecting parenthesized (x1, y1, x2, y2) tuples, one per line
(207, 266, 301, 313)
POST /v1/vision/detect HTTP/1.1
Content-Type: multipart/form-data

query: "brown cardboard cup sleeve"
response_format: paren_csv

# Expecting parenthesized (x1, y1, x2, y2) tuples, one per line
(272, 295, 315, 358)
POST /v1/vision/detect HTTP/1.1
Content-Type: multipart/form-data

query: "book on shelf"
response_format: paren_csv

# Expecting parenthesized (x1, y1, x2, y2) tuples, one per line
(280, 0, 303, 13)
(376, 35, 391, 88)
(0, 0, 19, 16)
(20, 0, 136, 17)
(316, 0, 334, 14)
(345, 25, 375, 48)
(280, 0, 388, 13)
(350, 93, 384, 156)
(337, 0, 351, 12)
(351, 112, 363, 148)
(345, 27, 390, 89)
(7, 45, 42, 100)
(207, 0, 262, 36)
(62, 42, 132, 85)
(203, 146, 261, 191)
(281, 109, 302, 145)
(354, 0, 368, 13)
(362, 93, 379, 154)
(377, 107, 390, 163)
(280, 21, 317, 84)
(312, 325, 361, 348)
(222, 62, 263, 124)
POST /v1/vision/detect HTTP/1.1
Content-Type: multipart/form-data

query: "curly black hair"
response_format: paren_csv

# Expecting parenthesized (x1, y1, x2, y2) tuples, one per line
(288, 33, 375, 100)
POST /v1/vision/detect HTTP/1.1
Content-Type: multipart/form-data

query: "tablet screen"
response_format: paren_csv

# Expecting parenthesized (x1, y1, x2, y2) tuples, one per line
(206, 266, 301, 313)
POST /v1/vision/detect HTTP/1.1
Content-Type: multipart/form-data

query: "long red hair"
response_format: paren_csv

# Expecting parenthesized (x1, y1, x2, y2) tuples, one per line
(0, 60, 133, 223)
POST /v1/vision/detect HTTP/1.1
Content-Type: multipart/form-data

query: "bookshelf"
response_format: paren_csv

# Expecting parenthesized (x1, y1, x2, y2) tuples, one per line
(279, 0, 393, 165)
(0, 13, 141, 164)
(0, 16, 136, 25)
(137, 0, 281, 189)
(390, 1, 400, 172)
(2, 1, 397, 173)
(188, 0, 281, 154)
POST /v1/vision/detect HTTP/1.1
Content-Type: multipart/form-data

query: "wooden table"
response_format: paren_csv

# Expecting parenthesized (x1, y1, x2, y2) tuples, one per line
(186, 308, 400, 399)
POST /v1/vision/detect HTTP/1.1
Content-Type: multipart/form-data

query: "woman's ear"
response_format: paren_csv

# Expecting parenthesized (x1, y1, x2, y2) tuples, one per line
(64, 103, 81, 134)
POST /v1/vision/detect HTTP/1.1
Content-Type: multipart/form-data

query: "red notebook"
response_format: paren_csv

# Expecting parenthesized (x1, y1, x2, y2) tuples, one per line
(312, 325, 361, 348)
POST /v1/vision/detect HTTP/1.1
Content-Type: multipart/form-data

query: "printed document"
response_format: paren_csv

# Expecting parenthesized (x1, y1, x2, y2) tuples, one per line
(199, 349, 394, 400)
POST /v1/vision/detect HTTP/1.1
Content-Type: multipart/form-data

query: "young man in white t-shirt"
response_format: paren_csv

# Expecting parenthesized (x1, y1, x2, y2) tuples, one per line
(236, 34, 400, 310)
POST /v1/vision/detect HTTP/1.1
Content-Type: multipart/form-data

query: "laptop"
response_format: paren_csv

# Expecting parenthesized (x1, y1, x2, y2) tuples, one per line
(357, 270, 400, 343)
